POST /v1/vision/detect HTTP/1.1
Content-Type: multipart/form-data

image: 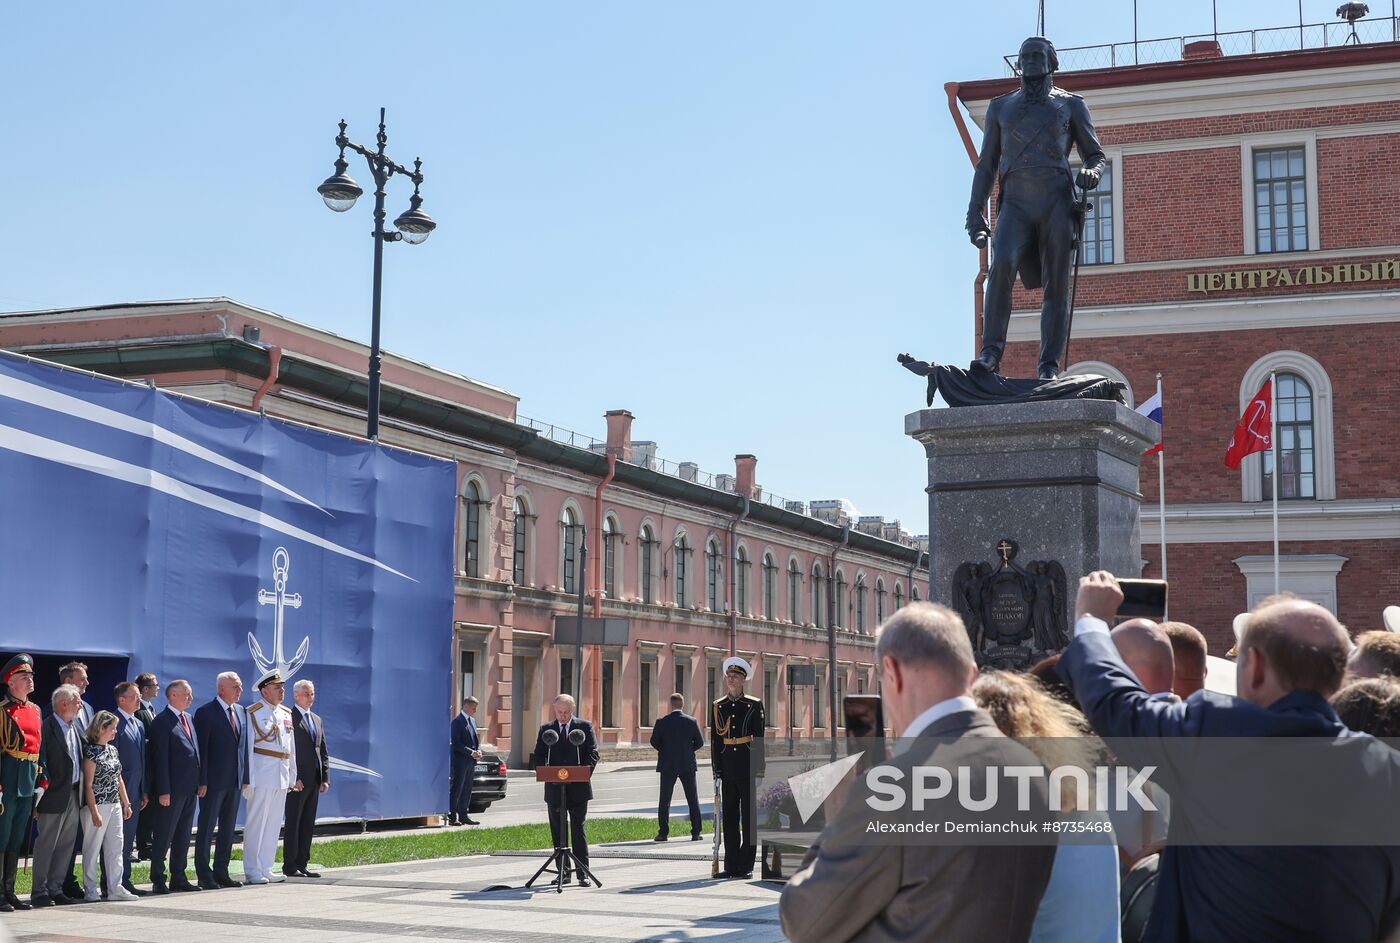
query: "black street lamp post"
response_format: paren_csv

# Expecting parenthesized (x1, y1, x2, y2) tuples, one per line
(317, 108, 436, 440)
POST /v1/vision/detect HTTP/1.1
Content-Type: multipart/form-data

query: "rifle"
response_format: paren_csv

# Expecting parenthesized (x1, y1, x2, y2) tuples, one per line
(711, 774, 722, 878)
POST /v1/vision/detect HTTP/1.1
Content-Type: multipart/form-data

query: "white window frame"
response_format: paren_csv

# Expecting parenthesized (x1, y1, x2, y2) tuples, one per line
(1232, 554, 1348, 614)
(1238, 350, 1335, 502)
(1065, 361, 1135, 408)
(1241, 133, 1319, 257)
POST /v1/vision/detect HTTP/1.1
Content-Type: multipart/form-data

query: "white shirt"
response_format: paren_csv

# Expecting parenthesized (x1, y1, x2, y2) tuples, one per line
(56, 715, 82, 784)
(117, 707, 135, 723)
(901, 695, 979, 740)
(1074, 614, 1110, 637)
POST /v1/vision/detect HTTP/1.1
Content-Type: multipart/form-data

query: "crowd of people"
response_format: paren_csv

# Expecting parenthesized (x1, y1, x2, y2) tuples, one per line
(779, 572, 1400, 943)
(0, 662, 330, 911)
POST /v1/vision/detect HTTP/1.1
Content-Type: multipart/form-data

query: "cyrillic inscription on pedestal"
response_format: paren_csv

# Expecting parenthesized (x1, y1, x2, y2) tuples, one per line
(952, 539, 1068, 670)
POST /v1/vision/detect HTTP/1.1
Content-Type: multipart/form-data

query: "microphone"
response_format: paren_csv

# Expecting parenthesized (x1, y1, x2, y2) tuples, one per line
(568, 729, 585, 747)
(542, 727, 558, 766)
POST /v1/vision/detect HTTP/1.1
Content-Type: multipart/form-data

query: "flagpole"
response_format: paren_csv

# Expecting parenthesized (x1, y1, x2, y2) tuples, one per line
(1270, 370, 1280, 595)
(1157, 372, 1167, 618)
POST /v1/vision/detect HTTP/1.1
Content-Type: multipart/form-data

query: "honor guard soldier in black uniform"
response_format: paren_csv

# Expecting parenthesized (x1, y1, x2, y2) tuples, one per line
(966, 35, 1106, 381)
(711, 656, 764, 878)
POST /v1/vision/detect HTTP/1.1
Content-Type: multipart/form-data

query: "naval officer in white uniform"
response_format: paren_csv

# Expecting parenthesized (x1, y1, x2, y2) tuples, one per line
(242, 669, 299, 884)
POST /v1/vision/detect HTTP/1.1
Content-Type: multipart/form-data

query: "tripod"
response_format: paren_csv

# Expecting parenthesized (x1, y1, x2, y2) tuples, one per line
(524, 805, 601, 893)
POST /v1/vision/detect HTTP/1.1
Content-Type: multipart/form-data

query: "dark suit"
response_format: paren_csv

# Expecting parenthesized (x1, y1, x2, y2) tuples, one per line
(531, 719, 599, 868)
(450, 710, 481, 823)
(283, 707, 328, 874)
(33, 714, 83, 900)
(192, 698, 246, 883)
(650, 709, 703, 837)
(1059, 628, 1400, 942)
(114, 711, 147, 885)
(148, 707, 200, 886)
(780, 707, 1057, 943)
(134, 700, 157, 855)
(62, 698, 96, 895)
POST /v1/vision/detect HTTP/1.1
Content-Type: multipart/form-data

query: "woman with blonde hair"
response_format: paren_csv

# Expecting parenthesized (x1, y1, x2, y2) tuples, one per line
(81, 710, 136, 902)
(973, 671, 1120, 943)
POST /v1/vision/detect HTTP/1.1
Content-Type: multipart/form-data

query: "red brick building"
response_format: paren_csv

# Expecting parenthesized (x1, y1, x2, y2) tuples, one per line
(952, 35, 1400, 653)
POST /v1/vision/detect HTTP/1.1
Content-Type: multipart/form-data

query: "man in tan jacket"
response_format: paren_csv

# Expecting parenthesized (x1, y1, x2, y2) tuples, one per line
(779, 603, 1056, 943)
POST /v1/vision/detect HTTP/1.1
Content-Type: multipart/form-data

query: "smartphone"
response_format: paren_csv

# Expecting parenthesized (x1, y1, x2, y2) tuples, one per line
(844, 695, 884, 741)
(1118, 578, 1168, 619)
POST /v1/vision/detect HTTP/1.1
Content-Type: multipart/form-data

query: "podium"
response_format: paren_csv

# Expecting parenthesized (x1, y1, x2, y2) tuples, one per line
(535, 765, 593, 784)
(525, 766, 601, 893)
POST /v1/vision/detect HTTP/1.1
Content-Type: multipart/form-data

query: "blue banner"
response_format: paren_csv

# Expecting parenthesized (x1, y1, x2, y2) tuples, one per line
(0, 353, 455, 821)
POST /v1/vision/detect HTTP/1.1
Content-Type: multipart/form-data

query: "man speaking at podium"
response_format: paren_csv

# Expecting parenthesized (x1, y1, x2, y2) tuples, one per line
(531, 694, 599, 884)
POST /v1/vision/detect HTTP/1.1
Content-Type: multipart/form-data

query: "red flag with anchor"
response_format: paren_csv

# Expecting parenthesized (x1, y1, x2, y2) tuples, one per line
(1225, 380, 1272, 469)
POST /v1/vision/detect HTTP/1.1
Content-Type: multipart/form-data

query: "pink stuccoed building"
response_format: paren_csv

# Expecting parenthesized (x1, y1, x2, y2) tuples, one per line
(0, 298, 928, 766)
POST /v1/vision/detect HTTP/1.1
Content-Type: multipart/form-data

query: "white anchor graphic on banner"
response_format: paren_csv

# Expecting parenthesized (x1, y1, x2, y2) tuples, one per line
(248, 546, 382, 779)
(250, 547, 309, 679)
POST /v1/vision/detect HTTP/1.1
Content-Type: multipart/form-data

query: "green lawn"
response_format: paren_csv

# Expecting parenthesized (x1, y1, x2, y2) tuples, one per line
(18, 816, 711, 895)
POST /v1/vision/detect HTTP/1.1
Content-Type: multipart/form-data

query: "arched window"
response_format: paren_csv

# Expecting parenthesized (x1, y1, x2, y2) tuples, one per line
(675, 535, 691, 607)
(562, 507, 580, 594)
(811, 562, 825, 629)
(1064, 361, 1135, 409)
(762, 553, 777, 621)
(602, 515, 619, 598)
(894, 584, 905, 610)
(463, 480, 483, 578)
(735, 546, 750, 616)
(1239, 351, 1334, 502)
(639, 524, 658, 603)
(855, 578, 867, 634)
(1264, 373, 1315, 500)
(876, 578, 887, 625)
(705, 539, 723, 611)
(512, 497, 529, 585)
(834, 572, 847, 629)
(911, 584, 921, 602)
(788, 558, 802, 624)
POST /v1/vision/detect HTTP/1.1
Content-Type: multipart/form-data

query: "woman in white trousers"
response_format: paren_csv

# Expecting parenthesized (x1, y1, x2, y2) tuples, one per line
(81, 711, 137, 901)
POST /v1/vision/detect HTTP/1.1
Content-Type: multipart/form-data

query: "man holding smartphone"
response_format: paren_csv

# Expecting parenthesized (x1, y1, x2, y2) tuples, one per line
(711, 657, 764, 879)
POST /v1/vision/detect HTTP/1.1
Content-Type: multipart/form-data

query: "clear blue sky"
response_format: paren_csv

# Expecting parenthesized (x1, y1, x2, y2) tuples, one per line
(0, 1, 1335, 528)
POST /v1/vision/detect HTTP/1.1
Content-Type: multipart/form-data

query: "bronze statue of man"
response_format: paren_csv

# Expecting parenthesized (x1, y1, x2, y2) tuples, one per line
(966, 36, 1106, 380)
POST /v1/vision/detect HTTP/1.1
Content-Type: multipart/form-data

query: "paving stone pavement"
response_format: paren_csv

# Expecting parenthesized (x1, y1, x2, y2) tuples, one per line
(0, 840, 786, 943)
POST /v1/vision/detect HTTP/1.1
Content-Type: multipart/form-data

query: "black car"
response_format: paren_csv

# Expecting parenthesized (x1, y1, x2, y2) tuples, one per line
(470, 750, 508, 812)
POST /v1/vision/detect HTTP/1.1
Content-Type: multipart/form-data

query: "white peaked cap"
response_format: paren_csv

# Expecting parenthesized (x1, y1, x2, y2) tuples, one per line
(722, 656, 751, 678)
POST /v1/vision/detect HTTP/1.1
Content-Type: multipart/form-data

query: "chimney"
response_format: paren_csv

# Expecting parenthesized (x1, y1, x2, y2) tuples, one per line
(734, 454, 759, 498)
(604, 410, 634, 462)
(1183, 39, 1222, 59)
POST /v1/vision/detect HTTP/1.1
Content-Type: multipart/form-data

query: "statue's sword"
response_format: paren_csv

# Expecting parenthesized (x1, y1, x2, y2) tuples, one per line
(1063, 185, 1091, 370)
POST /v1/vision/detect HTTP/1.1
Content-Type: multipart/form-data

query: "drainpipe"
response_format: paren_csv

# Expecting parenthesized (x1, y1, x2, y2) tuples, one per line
(591, 452, 617, 618)
(588, 451, 617, 730)
(250, 346, 282, 413)
(827, 523, 849, 760)
(727, 494, 751, 656)
(946, 82, 990, 367)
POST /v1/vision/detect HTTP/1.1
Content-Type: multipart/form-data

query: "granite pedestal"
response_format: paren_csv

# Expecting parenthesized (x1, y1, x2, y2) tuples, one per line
(905, 399, 1160, 645)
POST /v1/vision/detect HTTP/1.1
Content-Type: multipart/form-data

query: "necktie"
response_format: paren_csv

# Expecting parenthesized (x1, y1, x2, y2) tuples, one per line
(306, 712, 317, 744)
(180, 712, 194, 750)
(228, 705, 238, 734)
(68, 724, 81, 784)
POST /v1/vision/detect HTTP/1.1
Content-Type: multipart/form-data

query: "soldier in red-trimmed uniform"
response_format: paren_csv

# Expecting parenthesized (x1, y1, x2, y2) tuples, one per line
(0, 654, 42, 912)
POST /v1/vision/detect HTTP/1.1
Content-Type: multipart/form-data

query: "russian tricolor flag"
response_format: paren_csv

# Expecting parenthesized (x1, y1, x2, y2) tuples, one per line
(1137, 389, 1163, 456)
